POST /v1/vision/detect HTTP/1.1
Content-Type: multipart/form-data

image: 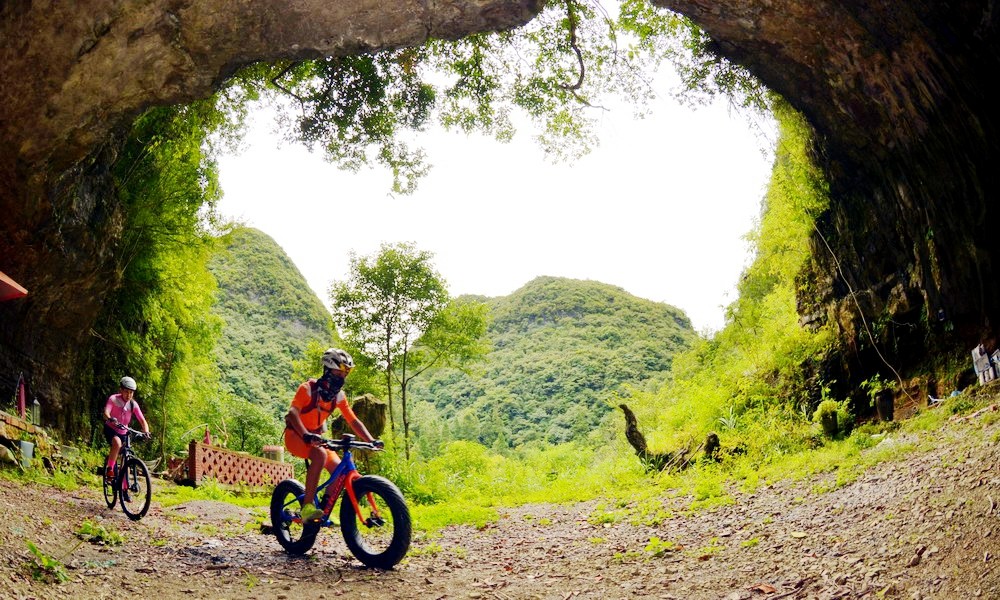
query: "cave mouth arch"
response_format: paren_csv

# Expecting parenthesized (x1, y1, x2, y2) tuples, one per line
(2, 0, 997, 435)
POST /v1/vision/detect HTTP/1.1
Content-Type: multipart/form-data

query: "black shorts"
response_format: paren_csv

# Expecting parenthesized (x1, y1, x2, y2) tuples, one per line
(103, 423, 127, 447)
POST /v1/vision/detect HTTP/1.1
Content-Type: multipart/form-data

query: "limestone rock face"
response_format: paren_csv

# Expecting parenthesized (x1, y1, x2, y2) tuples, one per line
(654, 0, 999, 382)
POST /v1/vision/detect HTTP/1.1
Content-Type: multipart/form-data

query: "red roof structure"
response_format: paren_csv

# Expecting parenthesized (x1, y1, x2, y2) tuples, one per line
(0, 271, 28, 301)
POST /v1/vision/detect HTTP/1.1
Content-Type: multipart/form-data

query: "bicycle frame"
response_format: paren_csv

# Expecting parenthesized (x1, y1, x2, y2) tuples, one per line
(106, 426, 139, 470)
(291, 447, 381, 526)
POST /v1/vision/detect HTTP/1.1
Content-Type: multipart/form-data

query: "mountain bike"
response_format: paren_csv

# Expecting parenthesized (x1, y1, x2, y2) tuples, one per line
(102, 425, 152, 521)
(270, 434, 411, 569)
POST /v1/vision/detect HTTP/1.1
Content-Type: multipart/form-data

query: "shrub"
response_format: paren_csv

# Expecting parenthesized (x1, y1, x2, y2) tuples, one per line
(813, 400, 840, 439)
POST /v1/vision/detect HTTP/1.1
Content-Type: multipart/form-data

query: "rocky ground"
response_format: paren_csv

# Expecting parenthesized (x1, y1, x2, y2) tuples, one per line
(2, 399, 1000, 600)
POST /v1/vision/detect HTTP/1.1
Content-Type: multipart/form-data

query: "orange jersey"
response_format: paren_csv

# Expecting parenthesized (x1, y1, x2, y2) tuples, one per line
(284, 380, 359, 465)
(290, 380, 358, 433)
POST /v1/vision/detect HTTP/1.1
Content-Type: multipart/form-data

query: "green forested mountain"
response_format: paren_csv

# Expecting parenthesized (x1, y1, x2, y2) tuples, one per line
(208, 227, 334, 420)
(409, 276, 696, 449)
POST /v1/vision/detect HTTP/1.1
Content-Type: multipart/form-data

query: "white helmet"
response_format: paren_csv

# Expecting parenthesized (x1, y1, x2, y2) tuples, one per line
(120, 376, 137, 391)
(321, 348, 354, 373)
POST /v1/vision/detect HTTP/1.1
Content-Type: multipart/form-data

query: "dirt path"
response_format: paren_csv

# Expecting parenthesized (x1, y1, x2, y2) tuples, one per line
(3, 406, 1000, 600)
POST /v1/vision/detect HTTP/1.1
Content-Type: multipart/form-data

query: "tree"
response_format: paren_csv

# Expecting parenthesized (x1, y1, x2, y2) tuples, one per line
(89, 102, 229, 456)
(398, 297, 491, 456)
(329, 242, 449, 455)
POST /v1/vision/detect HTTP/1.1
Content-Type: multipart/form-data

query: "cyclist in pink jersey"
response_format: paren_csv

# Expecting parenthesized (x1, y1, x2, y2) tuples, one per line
(102, 376, 150, 481)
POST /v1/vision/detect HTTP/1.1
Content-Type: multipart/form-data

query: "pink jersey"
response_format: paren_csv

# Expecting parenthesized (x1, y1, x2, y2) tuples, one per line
(105, 393, 144, 434)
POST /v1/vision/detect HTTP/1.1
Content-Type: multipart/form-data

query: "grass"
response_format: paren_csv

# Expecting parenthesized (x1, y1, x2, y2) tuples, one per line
(25, 541, 69, 583)
(76, 518, 124, 546)
(405, 389, 994, 533)
(154, 477, 269, 509)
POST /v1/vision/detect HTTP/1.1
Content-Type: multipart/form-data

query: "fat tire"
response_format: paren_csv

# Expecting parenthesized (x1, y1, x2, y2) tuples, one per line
(340, 475, 411, 569)
(119, 458, 151, 521)
(270, 479, 320, 555)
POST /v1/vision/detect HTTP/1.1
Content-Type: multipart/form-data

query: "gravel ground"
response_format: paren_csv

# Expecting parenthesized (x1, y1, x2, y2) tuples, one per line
(2, 400, 999, 599)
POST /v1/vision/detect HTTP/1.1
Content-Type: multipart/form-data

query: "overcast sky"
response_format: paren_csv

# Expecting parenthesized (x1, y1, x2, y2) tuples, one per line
(215, 93, 775, 334)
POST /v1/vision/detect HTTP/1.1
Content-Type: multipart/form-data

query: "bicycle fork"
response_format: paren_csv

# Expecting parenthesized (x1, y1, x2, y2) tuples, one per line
(342, 473, 386, 527)
(291, 471, 384, 528)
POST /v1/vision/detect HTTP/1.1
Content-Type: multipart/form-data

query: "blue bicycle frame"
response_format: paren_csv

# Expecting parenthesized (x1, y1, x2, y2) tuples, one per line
(286, 445, 370, 527)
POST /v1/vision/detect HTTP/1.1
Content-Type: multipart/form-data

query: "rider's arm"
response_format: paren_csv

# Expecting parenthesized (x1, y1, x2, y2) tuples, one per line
(132, 403, 150, 434)
(284, 405, 311, 438)
(102, 396, 114, 422)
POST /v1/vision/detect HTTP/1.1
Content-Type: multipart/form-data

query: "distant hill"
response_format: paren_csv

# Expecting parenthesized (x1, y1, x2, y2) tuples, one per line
(208, 227, 333, 419)
(410, 276, 696, 446)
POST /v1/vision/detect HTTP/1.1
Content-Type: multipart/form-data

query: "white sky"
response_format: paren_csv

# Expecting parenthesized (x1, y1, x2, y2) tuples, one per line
(215, 93, 775, 334)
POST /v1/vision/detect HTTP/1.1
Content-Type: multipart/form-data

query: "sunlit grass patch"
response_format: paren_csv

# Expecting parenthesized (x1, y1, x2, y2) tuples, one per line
(688, 537, 725, 560)
(411, 502, 499, 532)
(408, 541, 444, 557)
(644, 536, 678, 557)
(76, 518, 124, 546)
(154, 478, 269, 509)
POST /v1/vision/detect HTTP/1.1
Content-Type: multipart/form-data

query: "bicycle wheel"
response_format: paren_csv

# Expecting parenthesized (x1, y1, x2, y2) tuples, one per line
(340, 475, 411, 569)
(119, 458, 151, 521)
(270, 479, 320, 555)
(102, 466, 116, 509)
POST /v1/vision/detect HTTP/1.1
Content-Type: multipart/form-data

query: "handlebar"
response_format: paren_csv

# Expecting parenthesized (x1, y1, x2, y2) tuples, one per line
(317, 433, 383, 452)
(107, 418, 150, 439)
(124, 425, 151, 440)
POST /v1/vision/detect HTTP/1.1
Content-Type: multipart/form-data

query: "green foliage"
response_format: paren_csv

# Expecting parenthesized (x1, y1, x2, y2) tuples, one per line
(330, 242, 449, 376)
(622, 98, 832, 461)
(398, 436, 647, 530)
(209, 226, 335, 423)
(330, 242, 488, 458)
(25, 542, 69, 583)
(213, 395, 283, 455)
(75, 519, 123, 546)
(254, 51, 435, 194)
(230, 1, 764, 193)
(617, 0, 768, 112)
(644, 536, 678, 557)
(859, 374, 895, 407)
(813, 399, 842, 439)
(88, 100, 232, 458)
(155, 477, 269, 508)
(409, 276, 695, 451)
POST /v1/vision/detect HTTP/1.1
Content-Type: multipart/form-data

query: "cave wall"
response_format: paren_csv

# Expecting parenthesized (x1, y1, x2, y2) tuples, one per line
(653, 0, 1000, 382)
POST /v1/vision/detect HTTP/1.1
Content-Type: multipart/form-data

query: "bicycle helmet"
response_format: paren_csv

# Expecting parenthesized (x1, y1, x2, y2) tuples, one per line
(321, 348, 354, 373)
(120, 376, 137, 391)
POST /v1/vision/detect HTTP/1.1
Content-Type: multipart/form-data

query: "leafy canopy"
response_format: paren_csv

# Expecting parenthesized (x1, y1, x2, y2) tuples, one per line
(329, 242, 490, 458)
(228, 0, 767, 193)
(330, 242, 450, 372)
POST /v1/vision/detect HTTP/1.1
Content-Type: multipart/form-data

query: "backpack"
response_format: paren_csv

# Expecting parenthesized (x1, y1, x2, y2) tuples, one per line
(300, 379, 331, 415)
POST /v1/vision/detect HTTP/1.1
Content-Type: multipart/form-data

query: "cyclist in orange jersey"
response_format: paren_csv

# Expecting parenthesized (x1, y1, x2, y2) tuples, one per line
(284, 348, 381, 523)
